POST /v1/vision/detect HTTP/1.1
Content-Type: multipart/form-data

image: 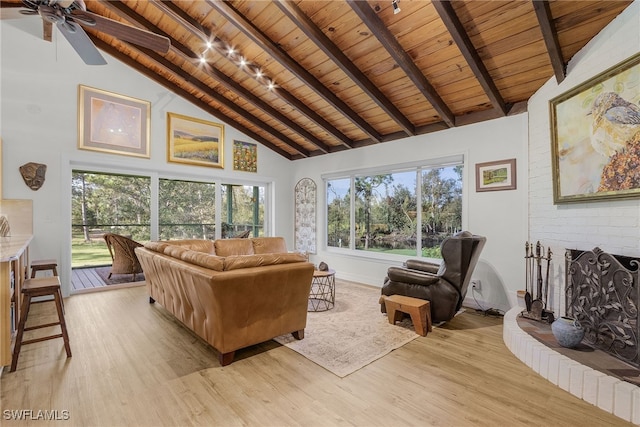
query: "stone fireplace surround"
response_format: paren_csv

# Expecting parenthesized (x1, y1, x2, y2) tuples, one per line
(503, 246, 640, 424)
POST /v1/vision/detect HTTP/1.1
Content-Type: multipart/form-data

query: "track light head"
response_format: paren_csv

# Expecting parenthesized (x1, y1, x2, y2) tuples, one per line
(392, 0, 401, 14)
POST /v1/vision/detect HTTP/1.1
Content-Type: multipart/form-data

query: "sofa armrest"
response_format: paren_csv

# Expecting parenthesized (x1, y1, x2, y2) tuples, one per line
(386, 266, 440, 286)
(405, 259, 440, 274)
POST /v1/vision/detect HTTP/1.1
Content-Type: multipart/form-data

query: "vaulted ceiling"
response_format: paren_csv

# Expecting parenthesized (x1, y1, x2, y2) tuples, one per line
(1, 0, 633, 159)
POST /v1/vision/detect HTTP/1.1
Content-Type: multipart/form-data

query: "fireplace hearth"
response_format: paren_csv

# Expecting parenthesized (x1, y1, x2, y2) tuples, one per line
(565, 248, 639, 369)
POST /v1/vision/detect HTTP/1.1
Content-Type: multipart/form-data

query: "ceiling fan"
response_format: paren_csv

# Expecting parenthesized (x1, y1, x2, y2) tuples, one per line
(19, 0, 170, 65)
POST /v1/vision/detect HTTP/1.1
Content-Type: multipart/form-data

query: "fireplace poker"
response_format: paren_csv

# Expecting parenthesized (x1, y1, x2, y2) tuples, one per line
(536, 241, 543, 301)
(524, 242, 532, 312)
(544, 247, 552, 308)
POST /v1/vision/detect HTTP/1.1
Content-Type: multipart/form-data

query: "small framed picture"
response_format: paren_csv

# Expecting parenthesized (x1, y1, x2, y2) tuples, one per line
(78, 85, 150, 158)
(167, 112, 224, 168)
(233, 140, 257, 172)
(475, 159, 517, 192)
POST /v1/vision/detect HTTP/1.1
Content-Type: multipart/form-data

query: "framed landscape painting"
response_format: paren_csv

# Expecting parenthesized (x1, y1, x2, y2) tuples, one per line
(78, 85, 150, 158)
(167, 112, 224, 168)
(550, 53, 640, 204)
(475, 159, 516, 192)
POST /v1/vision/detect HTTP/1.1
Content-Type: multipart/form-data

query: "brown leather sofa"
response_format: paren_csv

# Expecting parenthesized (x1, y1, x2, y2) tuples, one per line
(135, 237, 314, 365)
(381, 231, 486, 323)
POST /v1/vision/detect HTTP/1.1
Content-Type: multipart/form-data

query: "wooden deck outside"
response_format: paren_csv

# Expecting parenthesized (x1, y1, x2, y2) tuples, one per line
(71, 266, 144, 293)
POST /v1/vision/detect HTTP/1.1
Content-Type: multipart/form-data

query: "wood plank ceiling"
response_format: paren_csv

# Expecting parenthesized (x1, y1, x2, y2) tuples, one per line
(2, 0, 633, 160)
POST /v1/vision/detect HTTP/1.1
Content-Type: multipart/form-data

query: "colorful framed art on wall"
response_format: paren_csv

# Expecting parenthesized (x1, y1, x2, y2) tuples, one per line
(233, 140, 257, 172)
(167, 112, 224, 168)
(550, 53, 640, 204)
(475, 159, 517, 192)
(78, 85, 150, 158)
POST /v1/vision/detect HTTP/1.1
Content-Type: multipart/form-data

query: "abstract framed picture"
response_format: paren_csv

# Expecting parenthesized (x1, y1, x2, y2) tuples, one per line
(78, 85, 150, 158)
(233, 140, 257, 172)
(475, 159, 516, 192)
(167, 112, 224, 168)
(550, 53, 640, 204)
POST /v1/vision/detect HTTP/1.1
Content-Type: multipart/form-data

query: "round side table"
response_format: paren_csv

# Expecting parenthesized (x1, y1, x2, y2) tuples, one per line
(308, 269, 335, 312)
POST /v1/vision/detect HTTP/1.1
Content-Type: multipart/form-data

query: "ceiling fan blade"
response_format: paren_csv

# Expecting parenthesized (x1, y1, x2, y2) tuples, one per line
(71, 10, 170, 54)
(57, 20, 107, 65)
(43, 19, 52, 42)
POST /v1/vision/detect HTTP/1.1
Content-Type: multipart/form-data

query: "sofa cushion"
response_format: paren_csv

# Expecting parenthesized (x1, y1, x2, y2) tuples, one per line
(252, 237, 287, 254)
(223, 253, 307, 271)
(164, 239, 216, 254)
(164, 245, 188, 258)
(180, 250, 224, 271)
(144, 241, 170, 253)
(215, 238, 255, 257)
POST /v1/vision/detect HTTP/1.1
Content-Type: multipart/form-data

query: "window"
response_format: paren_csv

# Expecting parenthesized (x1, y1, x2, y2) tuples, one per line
(327, 178, 350, 248)
(325, 158, 463, 259)
(220, 184, 265, 238)
(71, 170, 269, 267)
(71, 171, 150, 267)
(159, 179, 215, 240)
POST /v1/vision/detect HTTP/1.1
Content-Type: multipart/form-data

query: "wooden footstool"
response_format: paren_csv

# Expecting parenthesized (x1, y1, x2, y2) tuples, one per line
(379, 295, 432, 337)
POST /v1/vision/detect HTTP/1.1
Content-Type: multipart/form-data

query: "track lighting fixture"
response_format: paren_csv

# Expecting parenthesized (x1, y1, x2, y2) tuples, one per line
(392, 0, 401, 14)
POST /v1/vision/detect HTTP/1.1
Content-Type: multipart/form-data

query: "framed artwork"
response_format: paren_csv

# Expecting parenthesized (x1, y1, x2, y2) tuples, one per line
(550, 53, 640, 204)
(233, 140, 257, 172)
(167, 112, 224, 168)
(78, 85, 150, 158)
(294, 178, 317, 254)
(475, 159, 516, 192)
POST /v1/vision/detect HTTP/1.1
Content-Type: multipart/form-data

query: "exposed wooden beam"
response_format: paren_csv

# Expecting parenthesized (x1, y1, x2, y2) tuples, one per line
(347, 0, 455, 128)
(205, 0, 382, 144)
(274, 0, 415, 136)
(150, 0, 332, 154)
(432, 0, 507, 116)
(89, 37, 297, 160)
(532, 0, 565, 84)
(96, 1, 310, 158)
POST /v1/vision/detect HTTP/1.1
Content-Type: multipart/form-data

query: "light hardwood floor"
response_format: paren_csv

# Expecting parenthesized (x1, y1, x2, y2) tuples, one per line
(0, 282, 630, 426)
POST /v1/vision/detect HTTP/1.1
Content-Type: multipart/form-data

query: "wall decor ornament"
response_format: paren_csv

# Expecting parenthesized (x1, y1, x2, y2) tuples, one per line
(550, 53, 640, 203)
(167, 112, 224, 168)
(294, 178, 317, 255)
(233, 140, 257, 172)
(19, 162, 46, 191)
(0, 215, 9, 237)
(78, 85, 150, 158)
(475, 158, 516, 192)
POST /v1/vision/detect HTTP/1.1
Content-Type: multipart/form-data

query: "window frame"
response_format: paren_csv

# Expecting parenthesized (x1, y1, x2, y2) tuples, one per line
(322, 155, 465, 263)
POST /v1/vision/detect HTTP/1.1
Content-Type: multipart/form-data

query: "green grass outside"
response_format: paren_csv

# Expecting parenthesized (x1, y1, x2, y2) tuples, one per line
(71, 238, 112, 268)
(357, 246, 442, 258)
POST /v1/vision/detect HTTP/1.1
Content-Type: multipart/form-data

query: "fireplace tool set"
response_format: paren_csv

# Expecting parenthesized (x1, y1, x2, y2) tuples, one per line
(522, 241, 554, 323)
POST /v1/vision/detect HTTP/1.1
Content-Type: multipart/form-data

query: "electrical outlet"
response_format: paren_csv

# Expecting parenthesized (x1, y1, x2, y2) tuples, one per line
(471, 279, 481, 291)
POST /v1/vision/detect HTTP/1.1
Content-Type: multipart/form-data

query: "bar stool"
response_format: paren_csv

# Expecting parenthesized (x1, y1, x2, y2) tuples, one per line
(10, 276, 71, 372)
(30, 259, 58, 278)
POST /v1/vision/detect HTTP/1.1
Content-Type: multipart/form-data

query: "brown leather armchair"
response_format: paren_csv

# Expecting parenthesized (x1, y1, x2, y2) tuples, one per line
(381, 231, 486, 323)
(104, 233, 144, 281)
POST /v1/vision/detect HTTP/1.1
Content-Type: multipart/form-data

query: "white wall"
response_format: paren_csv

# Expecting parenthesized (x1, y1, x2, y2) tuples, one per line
(0, 14, 294, 296)
(528, 1, 640, 315)
(292, 114, 529, 313)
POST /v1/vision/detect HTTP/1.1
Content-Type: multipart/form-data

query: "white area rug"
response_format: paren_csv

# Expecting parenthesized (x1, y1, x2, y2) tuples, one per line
(274, 280, 420, 377)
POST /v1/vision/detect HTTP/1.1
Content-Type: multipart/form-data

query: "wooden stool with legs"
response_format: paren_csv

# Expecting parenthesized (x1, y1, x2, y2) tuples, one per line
(10, 276, 71, 372)
(30, 259, 58, 278)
